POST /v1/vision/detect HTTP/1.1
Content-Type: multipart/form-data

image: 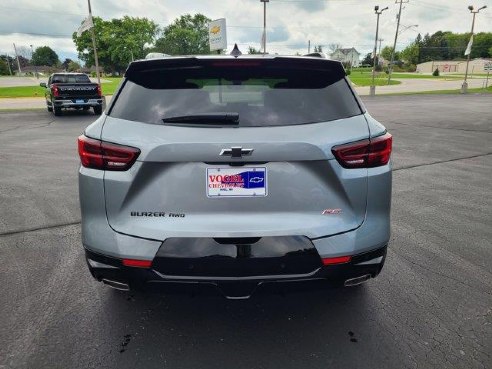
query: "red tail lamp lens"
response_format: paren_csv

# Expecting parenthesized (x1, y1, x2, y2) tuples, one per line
(77, 135, 140, 171)
(321, 256, 352, 265)
(122, 259, 153, 268)
(52, 84, 60, 97)
(332, 133, 392, 168)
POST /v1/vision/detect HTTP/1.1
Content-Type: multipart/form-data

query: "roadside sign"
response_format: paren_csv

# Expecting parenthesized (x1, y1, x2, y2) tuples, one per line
(484, 62, 492, 71)
(209, 18, 227, 51)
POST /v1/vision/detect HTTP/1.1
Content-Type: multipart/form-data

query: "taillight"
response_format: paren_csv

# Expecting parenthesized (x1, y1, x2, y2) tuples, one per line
(77, 135, 140, 171)
(122, 259, 152, 268)
(321, 255, 352, 265)
(52, 84, 59, 97)
(332, 133, 392, 168)
(96, 84, 102, 97)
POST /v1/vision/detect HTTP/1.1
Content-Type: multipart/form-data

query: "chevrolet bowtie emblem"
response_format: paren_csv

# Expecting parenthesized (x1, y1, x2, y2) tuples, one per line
(219, 147, 254, 158)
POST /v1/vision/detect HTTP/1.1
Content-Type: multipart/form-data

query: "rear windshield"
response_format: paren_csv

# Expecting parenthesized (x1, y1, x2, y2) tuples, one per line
(51, 74, 91, 83)
(110, 60, 362, 127)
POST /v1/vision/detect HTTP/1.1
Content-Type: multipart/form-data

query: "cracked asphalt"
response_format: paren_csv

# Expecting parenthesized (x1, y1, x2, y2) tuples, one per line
(0, 95, 491, 369)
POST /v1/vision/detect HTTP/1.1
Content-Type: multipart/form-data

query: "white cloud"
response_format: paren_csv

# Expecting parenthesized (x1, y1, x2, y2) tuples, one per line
(0, 0, 491, 61)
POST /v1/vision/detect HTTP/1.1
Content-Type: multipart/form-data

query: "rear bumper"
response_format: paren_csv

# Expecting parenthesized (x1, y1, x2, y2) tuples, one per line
(52, 98, 103, 108)
(85, 245, 386, 299)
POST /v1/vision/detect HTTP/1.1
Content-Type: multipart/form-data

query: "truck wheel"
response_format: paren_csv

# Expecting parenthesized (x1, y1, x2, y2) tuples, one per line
(93, 105, 103, 115)
(47, 102, 53, 112)
(54, 107, 62, 116)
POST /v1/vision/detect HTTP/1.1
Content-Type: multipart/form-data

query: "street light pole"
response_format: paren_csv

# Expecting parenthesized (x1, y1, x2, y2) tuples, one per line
(261, 0, 269, 54)
(371, 6, 388, 96)
(462, 5, 487, 94)
(30, 44, 39, 79)
(87, 0, 101, 85)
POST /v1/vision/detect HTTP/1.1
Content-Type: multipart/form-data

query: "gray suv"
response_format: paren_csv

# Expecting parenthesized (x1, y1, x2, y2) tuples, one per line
(78, 55, 392, 299)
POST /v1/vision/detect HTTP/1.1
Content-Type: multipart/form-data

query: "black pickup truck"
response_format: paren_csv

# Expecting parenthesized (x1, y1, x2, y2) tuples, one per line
(40, 73, 103, 116)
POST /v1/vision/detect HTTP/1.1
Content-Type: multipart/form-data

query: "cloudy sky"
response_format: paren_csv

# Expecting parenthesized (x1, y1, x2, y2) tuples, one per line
(1, 0, 491, 63)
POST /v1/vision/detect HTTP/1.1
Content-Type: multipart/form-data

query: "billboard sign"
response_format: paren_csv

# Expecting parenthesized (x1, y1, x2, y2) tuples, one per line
(209, 18, 227, 51)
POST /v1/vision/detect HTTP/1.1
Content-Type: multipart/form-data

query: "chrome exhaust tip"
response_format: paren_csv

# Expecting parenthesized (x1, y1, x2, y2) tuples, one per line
(102, 279, 130, 291)
(344, 274, 371, 287)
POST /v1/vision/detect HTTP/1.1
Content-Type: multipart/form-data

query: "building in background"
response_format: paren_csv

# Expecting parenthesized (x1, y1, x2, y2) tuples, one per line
(416, 58, 491, 74)
(330, 48, 361, 67)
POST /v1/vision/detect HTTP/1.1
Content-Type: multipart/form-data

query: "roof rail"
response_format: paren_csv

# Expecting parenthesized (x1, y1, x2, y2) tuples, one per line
(304, 52, 328, 58)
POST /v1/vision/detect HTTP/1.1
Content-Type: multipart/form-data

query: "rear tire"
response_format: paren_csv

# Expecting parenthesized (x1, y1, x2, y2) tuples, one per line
(53, 107, 62, 116)
(93, 105, 103, 115)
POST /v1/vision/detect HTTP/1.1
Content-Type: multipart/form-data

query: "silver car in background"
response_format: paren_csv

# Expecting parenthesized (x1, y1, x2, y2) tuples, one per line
(78, 55, 392, 299)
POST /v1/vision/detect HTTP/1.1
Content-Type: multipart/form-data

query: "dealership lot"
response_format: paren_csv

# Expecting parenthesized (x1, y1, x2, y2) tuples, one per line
(0, 95, 491, 369)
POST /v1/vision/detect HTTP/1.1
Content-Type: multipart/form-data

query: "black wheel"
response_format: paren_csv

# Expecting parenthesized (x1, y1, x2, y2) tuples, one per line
(93, 105, 103, 115)
(54, 107, 62, 116)
(47, 105, 53, 112)
(83, 106, 90, 111)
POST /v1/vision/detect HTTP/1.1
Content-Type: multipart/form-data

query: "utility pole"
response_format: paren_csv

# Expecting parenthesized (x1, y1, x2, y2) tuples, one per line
(387, 0, 408, 85)
(371, 6, 388, 96)
(260, 0, 269, 54)
(461, 5, 487, 94)
(13, 43, 22, 75)
(308, 40, 311, 54)
(378, 38, 384, 57)
(87, 0, 101, 84)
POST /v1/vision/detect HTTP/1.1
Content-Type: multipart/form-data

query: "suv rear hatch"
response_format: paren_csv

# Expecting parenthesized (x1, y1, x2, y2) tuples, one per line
(101, 56, 368, 241)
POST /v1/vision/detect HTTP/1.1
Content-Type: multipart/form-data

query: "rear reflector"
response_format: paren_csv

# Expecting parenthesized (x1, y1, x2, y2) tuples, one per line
(321, 255, 352, 265)
(122, 259, 153, 268)
(78, 135, 140, 171)
(332, 132, 392, 168)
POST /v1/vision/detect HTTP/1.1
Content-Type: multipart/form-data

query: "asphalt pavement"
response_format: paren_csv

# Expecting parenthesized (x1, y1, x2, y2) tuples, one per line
(0, 95, 491, 369)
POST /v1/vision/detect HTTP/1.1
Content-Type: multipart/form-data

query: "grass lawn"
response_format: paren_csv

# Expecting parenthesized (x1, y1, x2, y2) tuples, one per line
(386, 85, 492, 96)
(348, 74, 400, 86)
(0, 78, 122, 98)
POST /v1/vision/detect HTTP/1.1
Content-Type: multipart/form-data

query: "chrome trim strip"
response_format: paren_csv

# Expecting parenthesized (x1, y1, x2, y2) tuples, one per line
(354, 256, 383, 265)
(152, 268, 321, 282)
(87, 259, 118, 269)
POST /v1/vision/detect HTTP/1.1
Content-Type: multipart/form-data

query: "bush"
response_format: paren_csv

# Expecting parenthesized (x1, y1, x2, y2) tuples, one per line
(345, 69, 351, 76)
(432, 68, 440, 77)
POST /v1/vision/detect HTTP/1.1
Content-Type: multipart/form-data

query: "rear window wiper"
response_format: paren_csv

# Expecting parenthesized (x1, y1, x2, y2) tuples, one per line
(161, 113, 239, 125)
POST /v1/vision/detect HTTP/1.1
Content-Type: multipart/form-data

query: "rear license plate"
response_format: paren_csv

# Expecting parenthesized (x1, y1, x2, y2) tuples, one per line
(207, 167, 267, 198)
(75, 99, 84, 104)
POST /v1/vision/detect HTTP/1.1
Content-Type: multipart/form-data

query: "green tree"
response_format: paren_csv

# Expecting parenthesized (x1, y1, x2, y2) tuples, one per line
(313, 45, 323, 53)
(154, 14, 211, 55)
(489, 46, 492, 57)
(68, 60, 81, 72)
(381, 46, 400, 62)
(0, 59, 9, 75)
(361, 52, 373, 66)
(73, 16, 159, 74)
(32, 46, 59, 66)
(61, 58, 72, 70)
(105, 16, 159, 66)
(0, 55, 14, 74)
(400, 42, 419, 65)
(248, 46, 262, 54)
